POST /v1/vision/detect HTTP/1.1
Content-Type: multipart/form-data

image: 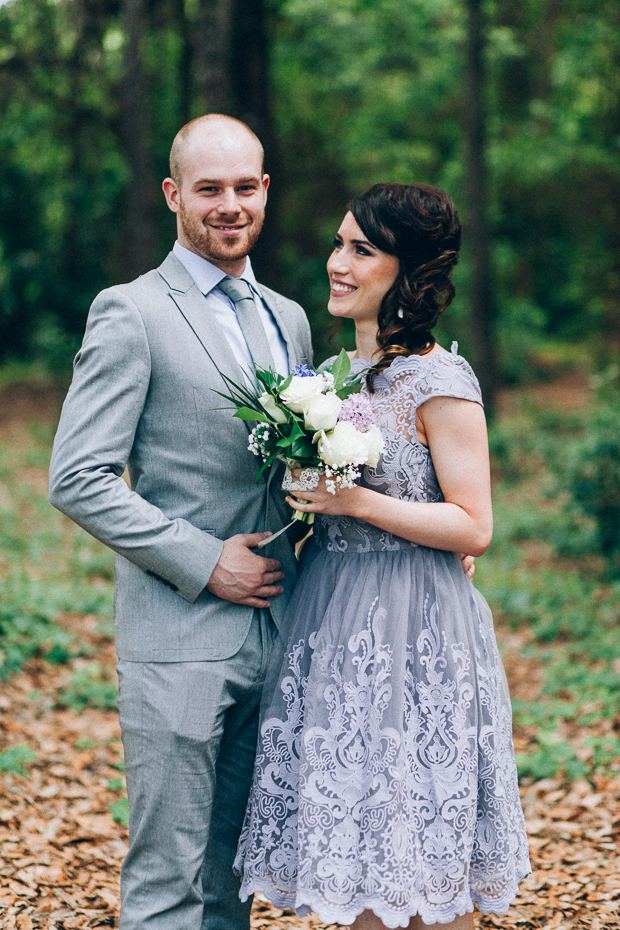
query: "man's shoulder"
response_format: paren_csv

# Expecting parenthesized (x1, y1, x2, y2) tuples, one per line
(259, 282, 306, 317)
(95, 253, 191, 307)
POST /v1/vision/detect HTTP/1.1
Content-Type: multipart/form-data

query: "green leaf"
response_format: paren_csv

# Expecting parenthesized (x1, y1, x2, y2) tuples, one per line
(330, 348, 351, 391)
(278, 373, 294, 392)
(336, 380, 364, 399)
(256, 451, 279, 482)
(234, 407, 269, 422)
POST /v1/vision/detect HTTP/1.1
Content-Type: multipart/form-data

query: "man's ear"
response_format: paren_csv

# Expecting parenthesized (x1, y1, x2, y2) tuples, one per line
(163, 178, 181, 213)
(262, 173, 270, 205)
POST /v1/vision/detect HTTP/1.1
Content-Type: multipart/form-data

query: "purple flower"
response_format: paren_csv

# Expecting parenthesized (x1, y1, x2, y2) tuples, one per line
(291, 364, 316, 378)
(338, 394, 374, 432)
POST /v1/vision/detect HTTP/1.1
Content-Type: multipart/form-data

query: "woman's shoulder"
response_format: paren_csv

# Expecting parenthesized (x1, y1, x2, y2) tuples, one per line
(385, 343, 484, 407)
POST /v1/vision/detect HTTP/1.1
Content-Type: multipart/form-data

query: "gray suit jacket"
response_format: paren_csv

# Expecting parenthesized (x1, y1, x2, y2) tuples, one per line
(49, 253, 313, 662)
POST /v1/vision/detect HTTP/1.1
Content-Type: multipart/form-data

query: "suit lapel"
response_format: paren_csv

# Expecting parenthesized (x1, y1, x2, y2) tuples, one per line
(158, 253, 248, 392)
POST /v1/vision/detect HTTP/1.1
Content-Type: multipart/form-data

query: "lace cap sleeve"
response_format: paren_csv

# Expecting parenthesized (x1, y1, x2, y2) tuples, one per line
(383, 343, 484, 411)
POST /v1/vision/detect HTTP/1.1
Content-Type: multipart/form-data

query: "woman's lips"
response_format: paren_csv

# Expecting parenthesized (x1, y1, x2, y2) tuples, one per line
(330, 281, 357, 297)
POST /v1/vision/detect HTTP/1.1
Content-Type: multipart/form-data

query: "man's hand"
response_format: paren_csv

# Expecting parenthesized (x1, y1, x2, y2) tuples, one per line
(207, 533, 285, 608)
(460, 553, 475, 580)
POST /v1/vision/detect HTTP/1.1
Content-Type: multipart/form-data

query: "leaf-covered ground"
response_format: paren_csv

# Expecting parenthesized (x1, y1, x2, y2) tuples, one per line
(1, 374, 620, 930)
(2, 616, 620, 930)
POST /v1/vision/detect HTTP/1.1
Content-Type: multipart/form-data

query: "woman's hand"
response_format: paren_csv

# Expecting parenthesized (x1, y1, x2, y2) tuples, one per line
(285, 470, 361, 517)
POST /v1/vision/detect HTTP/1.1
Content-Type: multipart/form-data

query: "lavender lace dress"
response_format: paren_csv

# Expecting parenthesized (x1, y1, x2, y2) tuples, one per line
(234, 346, 530, 927)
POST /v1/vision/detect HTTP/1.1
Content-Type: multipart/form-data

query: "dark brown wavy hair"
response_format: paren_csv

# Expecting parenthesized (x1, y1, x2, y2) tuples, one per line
(348, 182, 461, 390)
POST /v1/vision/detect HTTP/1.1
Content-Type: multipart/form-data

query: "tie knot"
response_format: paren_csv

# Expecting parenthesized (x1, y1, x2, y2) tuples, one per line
(218, 277, 254, 304)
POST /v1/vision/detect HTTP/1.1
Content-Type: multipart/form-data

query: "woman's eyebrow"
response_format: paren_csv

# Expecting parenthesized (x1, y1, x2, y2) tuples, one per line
(351, 238, 376, 249)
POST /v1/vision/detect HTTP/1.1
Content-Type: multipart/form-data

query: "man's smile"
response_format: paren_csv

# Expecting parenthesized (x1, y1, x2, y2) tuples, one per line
(210, 223, 247, 235)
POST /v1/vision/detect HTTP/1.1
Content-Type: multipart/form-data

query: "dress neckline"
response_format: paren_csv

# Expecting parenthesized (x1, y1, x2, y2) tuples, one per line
(349, 342, 460, 376)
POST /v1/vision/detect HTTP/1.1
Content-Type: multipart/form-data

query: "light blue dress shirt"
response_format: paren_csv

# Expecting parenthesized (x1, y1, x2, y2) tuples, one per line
(172, 242, 290, 379)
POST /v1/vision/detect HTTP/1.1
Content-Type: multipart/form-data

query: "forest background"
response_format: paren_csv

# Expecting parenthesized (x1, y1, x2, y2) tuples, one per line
(1, 0, 620, 800)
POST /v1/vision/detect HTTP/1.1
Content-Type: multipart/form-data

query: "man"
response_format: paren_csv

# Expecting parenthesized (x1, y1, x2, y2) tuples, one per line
(49, 114, 313, 930)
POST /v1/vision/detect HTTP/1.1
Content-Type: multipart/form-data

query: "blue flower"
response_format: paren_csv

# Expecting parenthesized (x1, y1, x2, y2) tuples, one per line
(291, 364, 315, 378)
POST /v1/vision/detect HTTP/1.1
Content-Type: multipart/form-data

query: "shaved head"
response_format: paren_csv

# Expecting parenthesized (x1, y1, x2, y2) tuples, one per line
(169, 114, 264, 187)
(162, 113, 270, 274)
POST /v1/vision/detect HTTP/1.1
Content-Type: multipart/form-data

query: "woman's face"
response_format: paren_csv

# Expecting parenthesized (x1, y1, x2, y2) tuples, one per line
(327, 212, 400, 325)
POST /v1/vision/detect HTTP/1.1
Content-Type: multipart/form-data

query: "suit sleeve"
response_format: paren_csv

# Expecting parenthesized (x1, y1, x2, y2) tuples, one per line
(48, 288, 224, 603)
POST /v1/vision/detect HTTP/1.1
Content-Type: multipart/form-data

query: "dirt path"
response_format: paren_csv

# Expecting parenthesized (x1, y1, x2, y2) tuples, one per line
(1, 377, 620, 929)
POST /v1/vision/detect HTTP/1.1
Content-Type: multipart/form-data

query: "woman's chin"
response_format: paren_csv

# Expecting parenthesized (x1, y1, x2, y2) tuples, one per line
(327, 298, 352, 318)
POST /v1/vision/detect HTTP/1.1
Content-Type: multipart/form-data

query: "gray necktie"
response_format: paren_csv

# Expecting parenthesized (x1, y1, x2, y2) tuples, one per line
(218, 277, 275, 373)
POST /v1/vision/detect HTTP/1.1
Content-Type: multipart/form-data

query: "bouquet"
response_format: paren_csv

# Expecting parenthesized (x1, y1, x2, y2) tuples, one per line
(213, 350, 384, 547)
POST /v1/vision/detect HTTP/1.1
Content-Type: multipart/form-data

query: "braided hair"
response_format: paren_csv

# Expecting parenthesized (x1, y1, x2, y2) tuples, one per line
(349, 182, 462, 390)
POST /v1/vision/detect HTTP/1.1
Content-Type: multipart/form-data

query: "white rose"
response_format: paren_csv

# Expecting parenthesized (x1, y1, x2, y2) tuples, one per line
(258, 391, 288, 423)
(318, 421, 371, 467)
(303, 392, 342, 431)
(363, 425, 384, 467)
(279, 375, 324, 413)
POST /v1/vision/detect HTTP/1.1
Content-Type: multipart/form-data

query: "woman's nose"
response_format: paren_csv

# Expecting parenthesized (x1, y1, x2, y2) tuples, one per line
(327, 250, 349, 275)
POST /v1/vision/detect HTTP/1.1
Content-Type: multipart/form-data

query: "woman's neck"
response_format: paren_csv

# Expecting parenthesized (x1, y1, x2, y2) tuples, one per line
(353, 323, 380, 363)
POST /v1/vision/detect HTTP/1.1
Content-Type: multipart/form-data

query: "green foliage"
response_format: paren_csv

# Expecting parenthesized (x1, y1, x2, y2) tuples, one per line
(0, 745, 38, 777)
(516, 734, 587, 783)
(109, 795, 130, 828)
(57, 664, 118, 712)
(479, 396, 620, 780)
(555, 387, 620, 578)
(107, 777, 125, 792)
(0, 408, 114, 680)
(0, 0, 616, 382)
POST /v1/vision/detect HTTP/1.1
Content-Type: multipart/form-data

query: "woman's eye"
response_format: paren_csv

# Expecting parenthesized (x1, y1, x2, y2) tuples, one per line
(331, 238, 342, 249)
(356, 247, 370, 256)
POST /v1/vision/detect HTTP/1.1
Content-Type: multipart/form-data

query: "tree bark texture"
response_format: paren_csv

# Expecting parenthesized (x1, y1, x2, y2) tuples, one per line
(121, 0, 157, 279)
(194, 0, 234, 113)
(230, 0, 284, 288)
(463, 0, 497, 415)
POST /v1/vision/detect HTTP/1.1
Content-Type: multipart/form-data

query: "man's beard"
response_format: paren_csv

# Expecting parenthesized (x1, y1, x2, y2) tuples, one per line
(178, 201, 264, 264)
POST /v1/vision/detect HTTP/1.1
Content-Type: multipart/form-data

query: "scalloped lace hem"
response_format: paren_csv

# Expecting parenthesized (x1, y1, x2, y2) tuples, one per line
(239, 863, 531, 928)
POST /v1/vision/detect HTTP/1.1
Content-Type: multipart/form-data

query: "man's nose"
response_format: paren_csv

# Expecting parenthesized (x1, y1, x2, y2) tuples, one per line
(216, 189, 241, 214)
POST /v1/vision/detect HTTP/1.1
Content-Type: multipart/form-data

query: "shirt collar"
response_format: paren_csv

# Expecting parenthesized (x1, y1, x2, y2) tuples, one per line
(173, 241, 261, 297)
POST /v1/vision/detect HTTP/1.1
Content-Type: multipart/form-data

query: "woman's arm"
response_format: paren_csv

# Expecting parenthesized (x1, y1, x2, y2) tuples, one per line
(287, 396, 493, 557)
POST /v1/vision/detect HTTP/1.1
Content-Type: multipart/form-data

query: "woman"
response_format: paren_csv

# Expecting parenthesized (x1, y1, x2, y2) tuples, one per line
(234, 183, 530, 928)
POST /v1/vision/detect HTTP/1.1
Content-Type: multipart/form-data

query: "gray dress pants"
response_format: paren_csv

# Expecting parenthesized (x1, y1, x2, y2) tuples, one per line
(116, 610, 277, 930)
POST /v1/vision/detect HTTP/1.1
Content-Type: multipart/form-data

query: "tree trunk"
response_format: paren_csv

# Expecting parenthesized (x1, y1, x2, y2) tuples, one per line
(230, 0, 284, 288)
(194, 0, 234, 112)
(121, 0, 157, 279)
(173, 0, 192, 126)
(463, 0, 497, 415)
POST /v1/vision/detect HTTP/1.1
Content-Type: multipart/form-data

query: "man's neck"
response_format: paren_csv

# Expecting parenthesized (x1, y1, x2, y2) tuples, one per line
(176, 240, 247, 278)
